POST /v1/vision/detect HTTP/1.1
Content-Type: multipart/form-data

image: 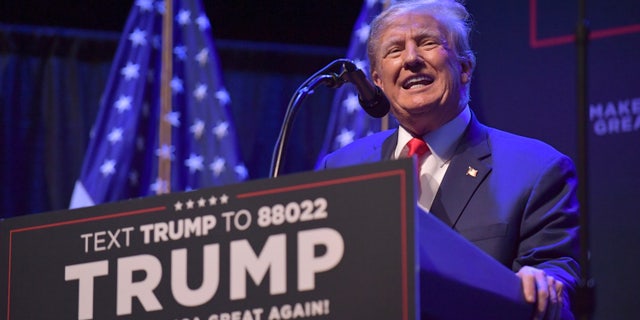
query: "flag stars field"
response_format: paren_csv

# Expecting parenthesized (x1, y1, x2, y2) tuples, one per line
(336, 129, 356, 148)
(114, 95, 132, 113)
(195, 48, 209, 66)
(156, 144, 175, 160)
(121, 62, 140, 80)
(235, 165, 249, 180)
(176, 9, 191, 26)
(174, 45, 187, 60)
(209, 157, 226, 177)
(315, 0, 386, 163)
(100, 159, 116, 177)
(171, 76, 184, 94)
(70, 0, 248, 209)
(215, 89, 231, 106)
(213, 121, 229, 139)
(196, 15, 210, 31)
(193, 83, 208, 101)
(164, 111, 181, 127)
(107, 128, 124, 144)
(343, 93, 360, 114)
(185, 153, 204, 173)
(190, 119, 206, 139)
(129, 28, 147, 47)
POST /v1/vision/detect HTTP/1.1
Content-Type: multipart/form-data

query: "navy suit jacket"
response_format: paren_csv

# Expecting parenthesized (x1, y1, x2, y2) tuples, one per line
(317, 115, 580, 303)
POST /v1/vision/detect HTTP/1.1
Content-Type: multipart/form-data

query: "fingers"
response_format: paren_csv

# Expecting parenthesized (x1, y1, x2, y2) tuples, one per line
(516, 266, 538, 303)
(534, 272, 549, 318)
(547, 275, 558, 305)
(516, 266, 565, 320)
(554, 279, 565, 305)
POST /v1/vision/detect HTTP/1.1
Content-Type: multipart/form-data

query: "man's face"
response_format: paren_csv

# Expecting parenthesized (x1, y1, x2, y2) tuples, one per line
(372, 12, 471, 136)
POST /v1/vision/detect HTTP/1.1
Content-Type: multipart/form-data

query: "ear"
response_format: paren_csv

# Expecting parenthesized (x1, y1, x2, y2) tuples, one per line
(372, 69, 382, 88)
(460, 59, 473, 84)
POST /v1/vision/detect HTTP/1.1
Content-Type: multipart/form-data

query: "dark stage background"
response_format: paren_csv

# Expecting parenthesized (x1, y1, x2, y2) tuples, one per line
(1, 1, 639, 319)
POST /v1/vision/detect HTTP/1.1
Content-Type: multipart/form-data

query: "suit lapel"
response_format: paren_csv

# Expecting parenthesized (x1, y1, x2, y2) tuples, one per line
(380, 130, 398, 160)
(430, 116, 492, 227)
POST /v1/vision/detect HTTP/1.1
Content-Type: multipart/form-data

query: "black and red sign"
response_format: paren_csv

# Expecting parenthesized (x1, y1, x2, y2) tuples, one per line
(0, 159, 417, 320)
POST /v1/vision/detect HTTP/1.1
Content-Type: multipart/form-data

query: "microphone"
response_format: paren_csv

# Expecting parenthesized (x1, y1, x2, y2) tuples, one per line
(269, 58, 389, 178)
(336, 60, 390, 118)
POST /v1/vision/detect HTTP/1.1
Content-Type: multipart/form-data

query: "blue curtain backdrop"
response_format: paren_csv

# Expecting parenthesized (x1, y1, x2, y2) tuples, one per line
(0, 28, 114, 215)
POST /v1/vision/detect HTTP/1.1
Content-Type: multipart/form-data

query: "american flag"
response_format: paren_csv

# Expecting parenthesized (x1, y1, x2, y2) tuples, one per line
(315, 0, 393, 165)
(70, 0, 247, 209)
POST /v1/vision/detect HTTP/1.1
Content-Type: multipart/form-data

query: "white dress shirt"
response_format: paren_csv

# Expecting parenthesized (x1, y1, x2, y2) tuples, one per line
(394, 106, 472, 211)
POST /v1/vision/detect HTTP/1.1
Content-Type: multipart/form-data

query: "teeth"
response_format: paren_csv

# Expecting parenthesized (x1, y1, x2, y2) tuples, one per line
(403, 75, 433, 89)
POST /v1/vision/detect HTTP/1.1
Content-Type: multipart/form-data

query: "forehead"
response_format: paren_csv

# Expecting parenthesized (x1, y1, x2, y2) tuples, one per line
(378, 12, 444, 41)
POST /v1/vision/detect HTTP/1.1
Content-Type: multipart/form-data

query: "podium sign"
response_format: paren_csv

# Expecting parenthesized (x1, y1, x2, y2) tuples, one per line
(0, 160, 417, 320)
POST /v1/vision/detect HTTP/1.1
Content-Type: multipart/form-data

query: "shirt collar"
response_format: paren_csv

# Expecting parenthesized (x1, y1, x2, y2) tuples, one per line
(395, 105, 471, 162)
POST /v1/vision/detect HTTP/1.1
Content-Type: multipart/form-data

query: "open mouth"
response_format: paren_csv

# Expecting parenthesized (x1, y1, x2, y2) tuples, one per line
(402, 75, 434, 90)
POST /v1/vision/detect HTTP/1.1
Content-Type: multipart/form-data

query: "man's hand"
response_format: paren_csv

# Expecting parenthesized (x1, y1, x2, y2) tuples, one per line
(516, 266, 565, 319)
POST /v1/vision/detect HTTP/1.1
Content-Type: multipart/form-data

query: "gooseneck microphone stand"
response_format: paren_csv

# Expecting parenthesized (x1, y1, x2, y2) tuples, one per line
(269, 59, 355, 178)
(575, 0, 595, 319)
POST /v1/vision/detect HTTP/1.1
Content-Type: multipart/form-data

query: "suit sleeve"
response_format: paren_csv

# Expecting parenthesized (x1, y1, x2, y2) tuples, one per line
(514, 154, 581, 312)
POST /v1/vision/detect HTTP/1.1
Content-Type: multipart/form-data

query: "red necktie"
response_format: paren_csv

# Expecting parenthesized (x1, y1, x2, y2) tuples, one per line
(406, 138, 428, 158)
(406, 138, 431, 209)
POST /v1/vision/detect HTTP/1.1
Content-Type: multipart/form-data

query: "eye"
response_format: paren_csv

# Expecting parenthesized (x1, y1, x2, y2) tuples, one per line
(384, 46, 403, 58)
(420, 39, 439, 49)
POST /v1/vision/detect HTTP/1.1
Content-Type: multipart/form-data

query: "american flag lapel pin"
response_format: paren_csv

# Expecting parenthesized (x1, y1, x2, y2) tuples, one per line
(466, 166, 478, 178)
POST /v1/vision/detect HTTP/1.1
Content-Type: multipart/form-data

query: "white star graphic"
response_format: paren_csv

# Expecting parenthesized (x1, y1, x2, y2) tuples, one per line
(107, 127, 123, 144)
(185, 153, 204, 173)
(215, 89, 231, 106)
(129, 28, 147, 47)
(193, 83, 208, 101)
(174, 201, 184, 211)
(208, 195, 218, 206)
(195, 48, 209, 66)
(121, 62, 140, 80)
(220, 194, 229, 204)
(212, 121, 229, 140)
(100, 159, 116, 177)
(196, 14, 210, 31)
(164, 111, 181, 127)
(186, 199, 195, 209)
(197, 197, 206, 208)
(209, 157, 226, 177)
(336, 128, 355, 147)
(343, 93, 360, 114)
(176, 9, 191, 26)
(155, 144, 175, 160)
(114, 95, 132, 113)
(190, 119, 205, 140)
(170, 76, 184, 94)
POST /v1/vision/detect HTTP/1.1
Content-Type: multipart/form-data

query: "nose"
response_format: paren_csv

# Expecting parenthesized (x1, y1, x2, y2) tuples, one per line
(402, 42, 423, 69)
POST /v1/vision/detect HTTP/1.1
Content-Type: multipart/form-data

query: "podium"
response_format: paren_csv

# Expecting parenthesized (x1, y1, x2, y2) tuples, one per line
(0, 159, 532, 319)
